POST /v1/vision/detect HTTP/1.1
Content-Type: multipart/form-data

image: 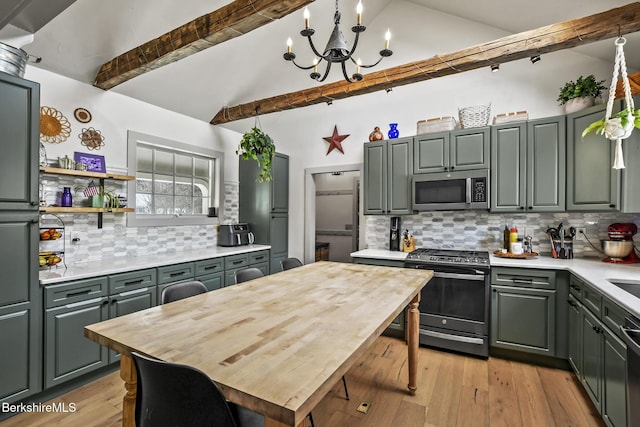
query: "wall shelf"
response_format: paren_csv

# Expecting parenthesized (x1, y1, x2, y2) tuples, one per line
(39, 166, 135, 181)
(39, 167, 135, 228)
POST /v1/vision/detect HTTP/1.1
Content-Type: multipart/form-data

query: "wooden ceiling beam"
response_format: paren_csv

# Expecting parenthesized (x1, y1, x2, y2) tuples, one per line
(93, 0, 313, 90)
(211, 2, 640, 125)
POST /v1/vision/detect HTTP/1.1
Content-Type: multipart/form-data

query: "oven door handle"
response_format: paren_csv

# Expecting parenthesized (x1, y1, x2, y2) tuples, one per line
(621, 325, 640, 355)
(433, 271, 485, 281)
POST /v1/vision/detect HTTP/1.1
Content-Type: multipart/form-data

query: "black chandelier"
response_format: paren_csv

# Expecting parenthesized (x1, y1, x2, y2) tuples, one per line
(283, 0, 393, 83)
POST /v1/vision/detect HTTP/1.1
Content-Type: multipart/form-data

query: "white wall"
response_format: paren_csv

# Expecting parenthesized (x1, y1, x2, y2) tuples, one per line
(25, 67, 242, 179)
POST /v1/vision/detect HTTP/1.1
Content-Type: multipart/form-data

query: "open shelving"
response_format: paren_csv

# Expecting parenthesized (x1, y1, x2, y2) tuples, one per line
(39, 166, 135, 228)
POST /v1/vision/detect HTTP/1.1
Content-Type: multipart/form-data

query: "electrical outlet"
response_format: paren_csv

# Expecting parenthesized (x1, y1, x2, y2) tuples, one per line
(576, 227, 587, 237)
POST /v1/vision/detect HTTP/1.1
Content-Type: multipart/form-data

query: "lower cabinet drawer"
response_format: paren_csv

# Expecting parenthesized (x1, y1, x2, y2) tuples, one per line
(157, 262, 195, 285)
(491, 268, 556, 289)
(109, 269, 157, 294)
(195, 258, 224, 277)
(45, 277, 108, 309)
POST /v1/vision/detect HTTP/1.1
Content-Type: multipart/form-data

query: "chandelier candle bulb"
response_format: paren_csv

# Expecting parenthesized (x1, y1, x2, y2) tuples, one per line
(313, 58, 318, 73)
(303, 7, 309, 29)
(287, 38, 292, 53)
(356, 1, 362, 25)
(385, 29, 391, 49)
(356, 58, 361, 74)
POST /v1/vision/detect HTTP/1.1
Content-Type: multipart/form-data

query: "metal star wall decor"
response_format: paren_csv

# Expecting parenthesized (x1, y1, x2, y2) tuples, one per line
(322, 125, 350, 155)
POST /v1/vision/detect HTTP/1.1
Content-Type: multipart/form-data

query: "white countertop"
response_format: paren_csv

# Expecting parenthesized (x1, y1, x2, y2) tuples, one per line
(39, 245, 271, 285)
(351, 249, 640, 319)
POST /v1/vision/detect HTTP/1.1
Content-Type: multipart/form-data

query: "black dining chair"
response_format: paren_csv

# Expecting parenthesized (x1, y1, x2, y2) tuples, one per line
(131, 352, 263, 427)
(235, 267, 264, 284)
(161, 280, 208, 304)
(280, 257, 303, 271)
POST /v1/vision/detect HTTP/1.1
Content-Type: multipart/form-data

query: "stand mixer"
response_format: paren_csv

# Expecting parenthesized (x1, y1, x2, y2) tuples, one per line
(602, 223, 640, 264)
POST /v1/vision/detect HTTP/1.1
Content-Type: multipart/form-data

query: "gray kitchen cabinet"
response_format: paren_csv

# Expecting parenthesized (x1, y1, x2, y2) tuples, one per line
(240, 153, 289, 271)
(363, 137, 413, 215)
(108, 269, 157, 364)
(414, 127, 489, 173)
(0, 212, 40, 404)
(568, 293, 582, 375)
(491, 117, 565, 212)
(0, 73, 39, 211)
(620, 95, 640, 213)
(44, 277, 109, 388)
(490, 268, 557, 356)
(224, 250, 271, 285)
(566, 103, 620, 211)
(0, 72, 41, 405)
(569, 275, 628, 427)
(352, 257, 406, 338)
(156, 262, 195, 300)
(195, 258, 224, 291)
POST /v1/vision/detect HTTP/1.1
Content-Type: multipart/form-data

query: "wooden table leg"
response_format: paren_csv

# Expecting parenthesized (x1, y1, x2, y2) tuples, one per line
(407, 293, 420, 395)
(264, 416, 309, 427)
(120, 354, 137, 427)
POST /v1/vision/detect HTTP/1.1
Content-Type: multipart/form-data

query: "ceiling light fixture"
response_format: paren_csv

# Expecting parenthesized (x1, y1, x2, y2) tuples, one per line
(283, 0, 393, 83)
(530, 54, 541, 64)
(490, 64, 500, 72)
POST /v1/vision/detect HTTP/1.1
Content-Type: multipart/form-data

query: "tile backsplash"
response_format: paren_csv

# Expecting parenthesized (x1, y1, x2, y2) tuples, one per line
(39, 175, 239, 265)
(365, 211, 640, 258)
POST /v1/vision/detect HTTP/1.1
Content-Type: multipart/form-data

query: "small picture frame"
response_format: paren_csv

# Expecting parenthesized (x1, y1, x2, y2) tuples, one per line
(74, 151, 106, 173)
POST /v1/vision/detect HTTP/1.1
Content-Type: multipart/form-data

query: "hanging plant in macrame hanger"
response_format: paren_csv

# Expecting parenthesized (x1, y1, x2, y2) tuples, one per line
(237, 108, 276, 182)
(582, 35, 640, 169)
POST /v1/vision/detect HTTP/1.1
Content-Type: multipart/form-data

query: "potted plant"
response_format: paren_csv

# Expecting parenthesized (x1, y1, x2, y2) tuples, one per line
(557, 75, 607, 114)
(237, 127, 276, 182)
(91, 186, 119, 208)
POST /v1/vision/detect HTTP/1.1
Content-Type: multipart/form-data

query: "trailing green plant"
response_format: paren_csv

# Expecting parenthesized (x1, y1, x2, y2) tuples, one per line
(237, 127, 276, 182)
(582, 108, 640, 139)
(557, 74, 607, 105)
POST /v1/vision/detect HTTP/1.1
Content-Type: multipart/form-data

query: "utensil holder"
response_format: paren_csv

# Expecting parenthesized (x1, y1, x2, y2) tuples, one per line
(552, 239, 573, 259)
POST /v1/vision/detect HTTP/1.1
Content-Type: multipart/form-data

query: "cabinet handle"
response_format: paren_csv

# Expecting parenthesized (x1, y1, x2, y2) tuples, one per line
(519, 206, 525, 210)
(254, 256, 265, 261)
(444, 167, 449, 171)
(30, 201, 38, 206)
(570, 285, 581, 291)
(204, 265, 219, 271)
(124, 279, 144, 286)
(528, 206, 533, 210)
(567, 300, 577, 307)
(492, 289, 497, 292)
(609, 204, 616, 208)
(450, 166, 455, 170)
(31, 219, 39, 223)
(169, 271, 186, 277)
(511, 278, 533, 284)
(232, 260, 244, 265)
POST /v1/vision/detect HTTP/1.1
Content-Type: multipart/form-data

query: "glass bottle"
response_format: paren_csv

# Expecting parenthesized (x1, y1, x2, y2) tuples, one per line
(503, 226, 510, 251)
(61, 187, 72, 207)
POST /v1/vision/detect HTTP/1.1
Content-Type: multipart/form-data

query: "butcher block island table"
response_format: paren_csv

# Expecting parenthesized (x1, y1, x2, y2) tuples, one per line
(84, 261, 433, 427)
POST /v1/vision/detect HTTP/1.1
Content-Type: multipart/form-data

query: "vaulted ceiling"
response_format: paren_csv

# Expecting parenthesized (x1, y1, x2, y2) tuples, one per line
(3, 0, 640, 132)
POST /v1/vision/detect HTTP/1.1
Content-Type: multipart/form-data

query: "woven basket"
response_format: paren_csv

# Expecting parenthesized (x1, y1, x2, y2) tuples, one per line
(458, 104, 491, 128)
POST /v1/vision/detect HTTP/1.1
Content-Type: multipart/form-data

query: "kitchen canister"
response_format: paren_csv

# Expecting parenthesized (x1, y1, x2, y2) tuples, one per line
(0, 41, 41, 78)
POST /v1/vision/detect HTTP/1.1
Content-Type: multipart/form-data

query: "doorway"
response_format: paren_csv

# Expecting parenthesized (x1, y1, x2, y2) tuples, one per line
(303, 164, 362, 264)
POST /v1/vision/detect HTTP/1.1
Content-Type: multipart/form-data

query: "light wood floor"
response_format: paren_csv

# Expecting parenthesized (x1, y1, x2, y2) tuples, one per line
(1, 336, 604, 427)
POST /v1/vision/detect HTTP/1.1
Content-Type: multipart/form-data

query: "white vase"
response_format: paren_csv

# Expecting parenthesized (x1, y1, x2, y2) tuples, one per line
(564, 96, 595, 114)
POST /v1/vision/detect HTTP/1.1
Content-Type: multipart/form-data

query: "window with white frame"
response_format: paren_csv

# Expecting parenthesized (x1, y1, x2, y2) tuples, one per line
(127, 131, 223, 227)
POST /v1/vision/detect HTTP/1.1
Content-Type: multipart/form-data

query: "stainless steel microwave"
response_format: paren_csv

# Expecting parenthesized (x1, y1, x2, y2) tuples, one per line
(412, 169, 489, 211)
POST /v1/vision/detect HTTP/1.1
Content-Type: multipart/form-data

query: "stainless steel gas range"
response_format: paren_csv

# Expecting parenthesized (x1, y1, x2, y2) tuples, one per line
(404, 248, 490, 358)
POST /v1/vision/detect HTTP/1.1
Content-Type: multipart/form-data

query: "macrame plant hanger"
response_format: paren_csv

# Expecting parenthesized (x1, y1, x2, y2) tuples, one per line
(603, 35, 634, 169)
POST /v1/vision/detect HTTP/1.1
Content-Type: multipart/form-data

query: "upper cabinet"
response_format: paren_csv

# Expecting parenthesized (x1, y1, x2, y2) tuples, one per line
(566, 103, 620, 211)
(0, 73, 39, 211)
(363, 137, 413, 215)
(414, 127, 489, 174)
(491, 117, 565, 213)
(621, 95, 640, 213)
